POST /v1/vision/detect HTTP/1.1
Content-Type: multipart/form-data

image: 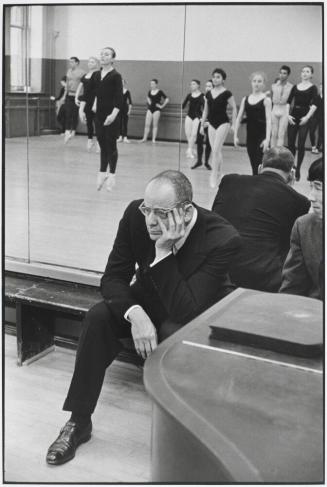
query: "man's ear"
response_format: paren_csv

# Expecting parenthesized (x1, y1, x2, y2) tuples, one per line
(258, 164, 263, 174)
(287, 168, 296, 186)
(184, 204, 193, 223)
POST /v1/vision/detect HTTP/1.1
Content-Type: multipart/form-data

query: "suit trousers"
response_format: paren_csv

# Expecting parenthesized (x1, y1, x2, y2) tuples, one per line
(63, 300, 182, 415)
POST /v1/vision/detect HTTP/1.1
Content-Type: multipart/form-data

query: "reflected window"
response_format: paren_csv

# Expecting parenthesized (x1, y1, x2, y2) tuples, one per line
(8, 5, 43, 93)
(9, 6, 26, 91)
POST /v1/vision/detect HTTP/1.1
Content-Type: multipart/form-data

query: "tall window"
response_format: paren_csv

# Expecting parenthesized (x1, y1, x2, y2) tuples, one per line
(8, 5, 43, 93)
(9, 6, 27, 91)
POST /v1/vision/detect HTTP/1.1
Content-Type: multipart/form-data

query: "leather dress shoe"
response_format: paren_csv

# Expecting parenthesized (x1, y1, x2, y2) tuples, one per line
(46, 420, 92, 465)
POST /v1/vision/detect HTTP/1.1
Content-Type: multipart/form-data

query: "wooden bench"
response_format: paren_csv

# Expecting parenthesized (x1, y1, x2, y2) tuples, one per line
(5, 272, 141, 367)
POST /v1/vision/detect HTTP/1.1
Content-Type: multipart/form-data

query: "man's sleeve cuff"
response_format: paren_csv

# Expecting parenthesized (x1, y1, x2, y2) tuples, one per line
(124, 304, 143, 322)
(150, 251, 172, 267)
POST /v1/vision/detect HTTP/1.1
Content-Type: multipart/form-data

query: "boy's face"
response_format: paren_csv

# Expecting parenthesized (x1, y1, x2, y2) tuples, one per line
(309, 180, 323, 219)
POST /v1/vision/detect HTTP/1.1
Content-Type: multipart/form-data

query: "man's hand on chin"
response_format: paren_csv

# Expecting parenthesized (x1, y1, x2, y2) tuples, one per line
(128, 307, 158, 359)
(155, 208, 185, 257)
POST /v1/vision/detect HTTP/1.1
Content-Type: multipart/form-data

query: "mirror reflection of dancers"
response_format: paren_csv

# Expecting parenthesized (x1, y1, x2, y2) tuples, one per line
(64, 56, 85, 144)
(270, 65, 293, 147)
(234, 71, 272, 175)
(75, 56, 100, 151)
(309, 83, 323, 155)
(192, 80, 213, 170)
(287, 66, 318, 181)
(139, 79, 169, 143)
(50, 76, 67, 135)
(182, 80, 205, 159)
(79, 47, 123, 191)
(117, 79, 132, 143)
(201, 68, 237, 187)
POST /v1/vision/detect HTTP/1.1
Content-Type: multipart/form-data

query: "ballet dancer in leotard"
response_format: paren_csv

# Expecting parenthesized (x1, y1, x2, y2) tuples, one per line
(50, 76, 67, 134)
(79, 47, 123, 191)
(117, 79, 132, 143)
(234, 71, 272, 175)
(309, 83, 323, 154)
(139, 79, 169, 143)
(270, 65, 293, 147)
(192, 80, 213, 170)
(182, 80, 205, 159)
(287, 65, 319, 181)
(201, 68, 237, 187)
(75, 56, 99, 151)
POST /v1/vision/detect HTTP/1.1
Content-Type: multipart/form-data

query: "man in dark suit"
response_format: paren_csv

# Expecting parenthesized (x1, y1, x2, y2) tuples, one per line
(212, 147, 310, 292)
(46, 170, 241, 465)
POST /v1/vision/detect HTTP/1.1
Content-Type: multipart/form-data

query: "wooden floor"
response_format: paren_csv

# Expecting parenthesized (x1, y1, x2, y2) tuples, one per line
(5, 135, 315, 273)
(4, 334, 152, 483)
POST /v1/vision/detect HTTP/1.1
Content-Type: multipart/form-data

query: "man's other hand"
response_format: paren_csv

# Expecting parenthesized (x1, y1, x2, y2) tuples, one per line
(129, 307, 158, 359)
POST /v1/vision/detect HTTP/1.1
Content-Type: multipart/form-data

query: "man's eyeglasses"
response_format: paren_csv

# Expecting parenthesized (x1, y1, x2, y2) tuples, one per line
(138, 201, 190, 219)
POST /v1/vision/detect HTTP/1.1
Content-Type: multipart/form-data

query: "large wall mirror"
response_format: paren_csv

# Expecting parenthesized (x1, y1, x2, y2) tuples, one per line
(5, 6, 30, 263)
(4, 3, 322, 280)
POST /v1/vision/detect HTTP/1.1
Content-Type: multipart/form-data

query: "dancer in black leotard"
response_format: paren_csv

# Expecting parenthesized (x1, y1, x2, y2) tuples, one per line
(182, 80, 205, 160)
(117, 79, 132, 143)
(287, 65, 319, 181)
(309, 83, 323, 154)
(201, 68, 237, 187)
(193, 80, 213, 170)
(75, 56, 99, 151)
(234, 71, 272, 175)
(79, 47, 123, 192)
(50, 76, 67, 134)
(140, 79, 169, 143)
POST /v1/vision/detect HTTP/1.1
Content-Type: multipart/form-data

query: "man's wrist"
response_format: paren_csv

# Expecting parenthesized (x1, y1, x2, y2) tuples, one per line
(124, 304, 143, 322)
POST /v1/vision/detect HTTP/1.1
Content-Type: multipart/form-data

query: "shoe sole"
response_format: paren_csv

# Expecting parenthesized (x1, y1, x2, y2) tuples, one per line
(46, 432, 92, 466)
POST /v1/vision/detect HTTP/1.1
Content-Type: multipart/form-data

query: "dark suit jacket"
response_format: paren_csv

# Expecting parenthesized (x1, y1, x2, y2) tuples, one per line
(280, 213, 323, 300)
(100, 200, 241, 327)
(212, 172, 310, 292)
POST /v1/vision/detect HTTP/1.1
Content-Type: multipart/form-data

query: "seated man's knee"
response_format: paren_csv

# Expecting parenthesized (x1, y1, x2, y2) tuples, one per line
(84, 301, 112, 333)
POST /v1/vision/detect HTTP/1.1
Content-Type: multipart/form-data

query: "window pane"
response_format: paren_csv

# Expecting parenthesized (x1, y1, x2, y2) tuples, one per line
(10, 27, 24, 88)
(10, 6, 23, 26)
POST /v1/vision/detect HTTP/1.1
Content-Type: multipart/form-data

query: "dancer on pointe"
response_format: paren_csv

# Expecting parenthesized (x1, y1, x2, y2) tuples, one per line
(234, 71, 271, 175)
(79, 47, 123, 191)
(182, 80, 205, 160)
(270, 65, 293, 147)
(193, 79, 213, 170)
(287, 65, 318, 181)
(139, 79, 169, 143)
(201, 68, 237, 187)
(75, 56, 100, 151)
(117, 79, 132, 143)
